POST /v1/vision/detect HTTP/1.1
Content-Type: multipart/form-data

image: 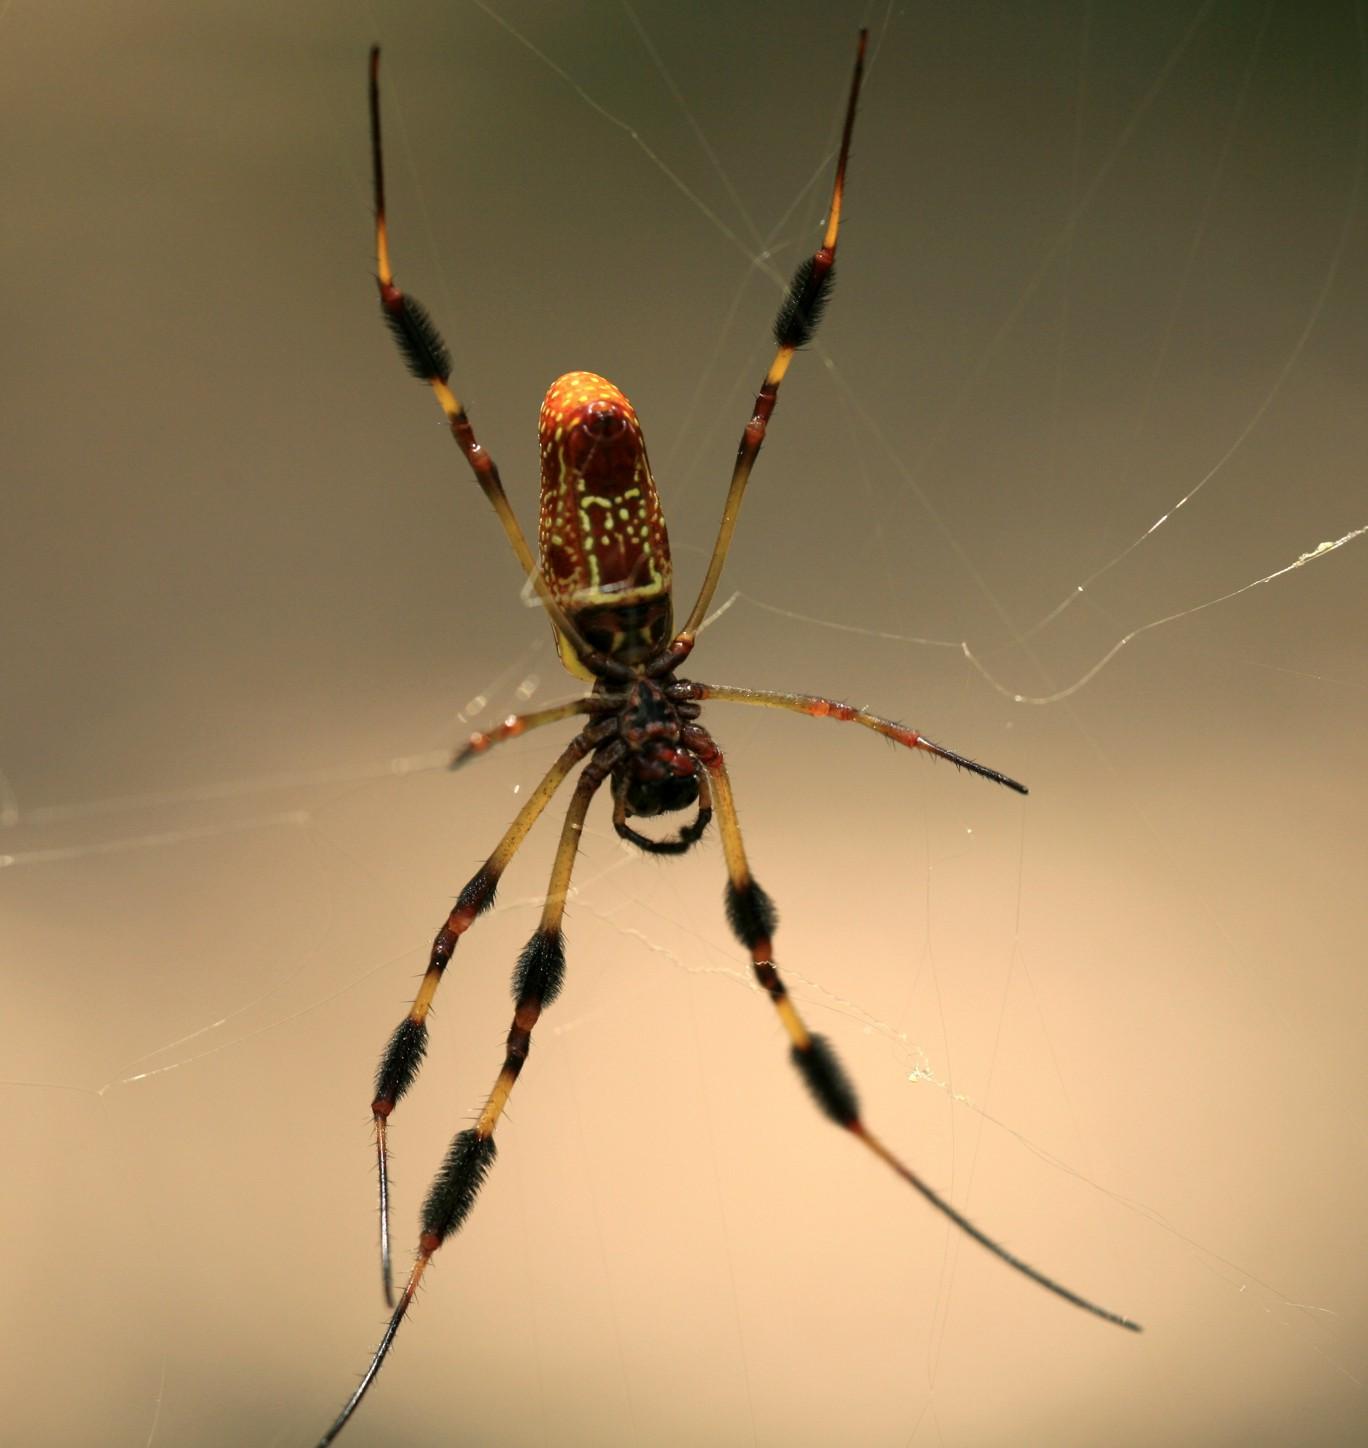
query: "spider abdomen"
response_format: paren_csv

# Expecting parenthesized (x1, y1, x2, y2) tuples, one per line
(538, 371, 673, 676)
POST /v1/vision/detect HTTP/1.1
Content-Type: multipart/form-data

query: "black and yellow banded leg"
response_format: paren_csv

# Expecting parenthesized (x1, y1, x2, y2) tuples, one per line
(317, 752, 613, 1448)
(371, 725, 607, 1304)
(703, 751, 1141, 1333)
(467, 750, 609, 1145)
(368, 48, 619, 680)
(417, 754, 607, 1255)
(674, 30, 867, 646)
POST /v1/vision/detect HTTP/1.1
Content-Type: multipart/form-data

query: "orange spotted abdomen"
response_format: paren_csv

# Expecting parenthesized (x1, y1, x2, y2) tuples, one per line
(538, 371, 673, 676)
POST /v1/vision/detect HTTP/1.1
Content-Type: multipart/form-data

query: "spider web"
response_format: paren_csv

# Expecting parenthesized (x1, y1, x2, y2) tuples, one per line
(2, 2, 1365, 1446)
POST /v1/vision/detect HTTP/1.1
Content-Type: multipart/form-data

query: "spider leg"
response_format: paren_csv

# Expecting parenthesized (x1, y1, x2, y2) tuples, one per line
(701, 747, 1141, 1333)
(318, 746, 617, 1448)
(678, 682, 1028, 794)
(368, 49, 618, 679)
(674, 30, 866, 646)
(450, 697, 613, 770)
(372, 721, 610, 1304)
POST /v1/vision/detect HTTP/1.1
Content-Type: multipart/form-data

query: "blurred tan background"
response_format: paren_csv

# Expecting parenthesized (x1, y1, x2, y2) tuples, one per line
(3, 2, 1366, 1445)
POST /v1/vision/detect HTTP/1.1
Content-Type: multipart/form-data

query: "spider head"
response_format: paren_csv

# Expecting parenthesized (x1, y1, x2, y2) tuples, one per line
(615, 679, 700, 820)
(613, 736, 707, 857)
(623, 764, 700, 819)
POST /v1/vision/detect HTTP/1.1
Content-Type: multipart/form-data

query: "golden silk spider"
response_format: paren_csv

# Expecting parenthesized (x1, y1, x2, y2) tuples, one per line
(319, 31, 1140, 1445)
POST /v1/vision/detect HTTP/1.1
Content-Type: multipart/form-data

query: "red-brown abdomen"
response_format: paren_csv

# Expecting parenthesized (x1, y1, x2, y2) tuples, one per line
(538, 371, 673, 677)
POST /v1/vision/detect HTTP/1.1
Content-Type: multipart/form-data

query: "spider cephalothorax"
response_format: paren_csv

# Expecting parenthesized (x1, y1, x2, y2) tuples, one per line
(319, 33, 1138, 1447)
(596, 672, 712, 853)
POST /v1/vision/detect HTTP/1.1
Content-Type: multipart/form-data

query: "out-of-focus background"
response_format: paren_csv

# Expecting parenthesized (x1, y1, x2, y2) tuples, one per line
(4, 2, 1365, 1445)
